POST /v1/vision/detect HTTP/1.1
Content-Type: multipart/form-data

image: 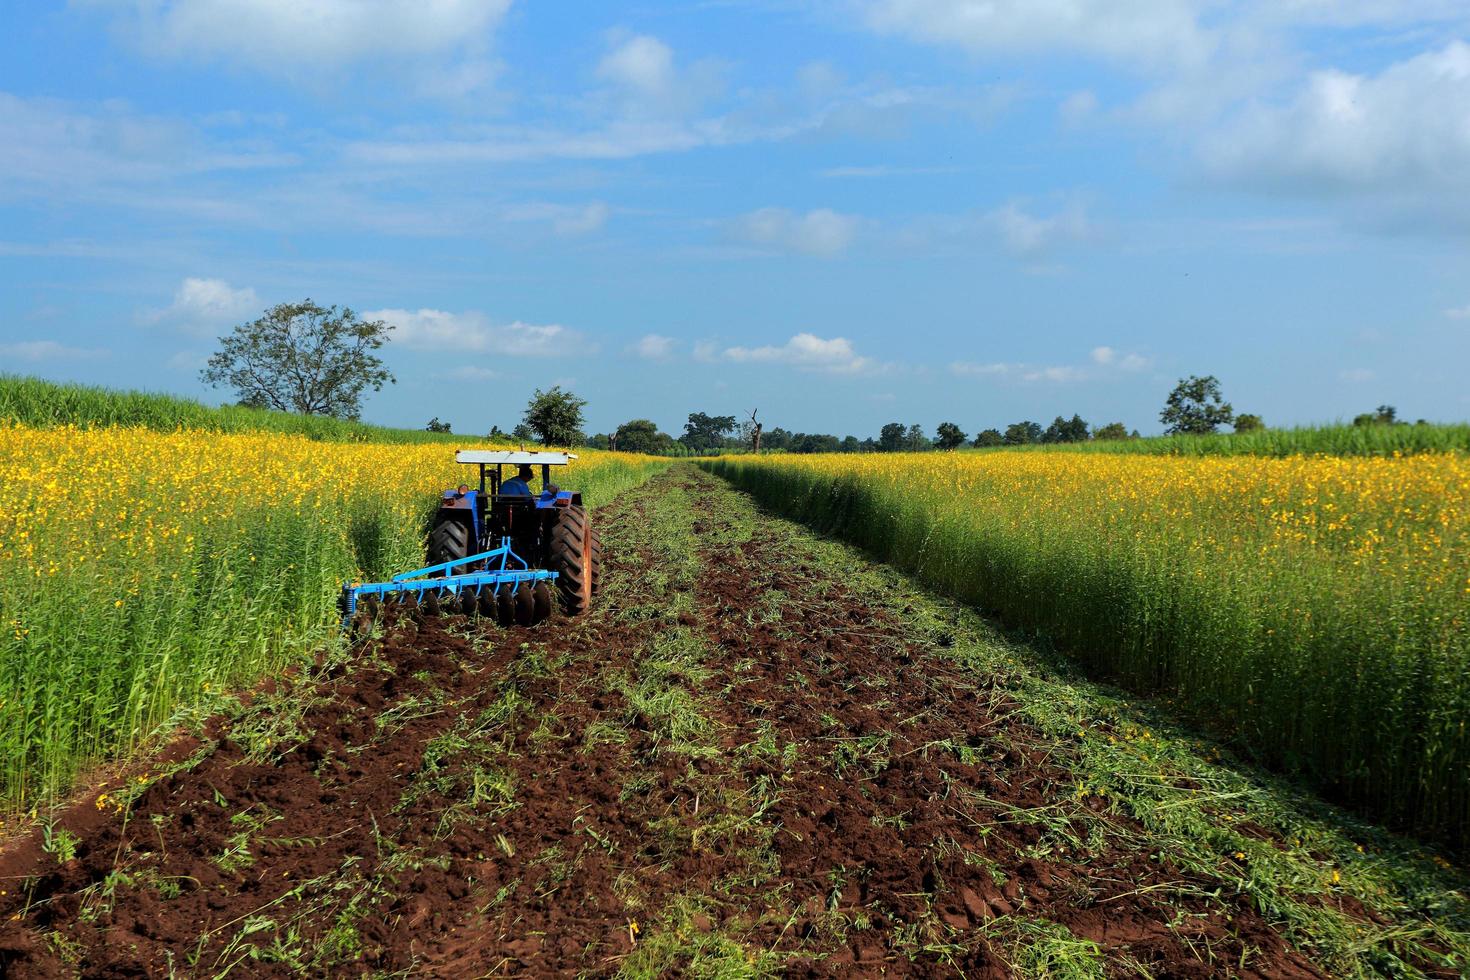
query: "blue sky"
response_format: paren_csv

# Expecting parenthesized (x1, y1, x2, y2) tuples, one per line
(2, 1, 1468, 437)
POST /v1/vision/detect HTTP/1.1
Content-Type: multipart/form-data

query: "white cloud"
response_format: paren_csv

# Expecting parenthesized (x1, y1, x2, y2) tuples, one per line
(692, 340, 718, 363)
(631, 334, 677, 360)
(953, 349, 1144, 383)
(732, 207, 861, 256)
(502, 202, 610, 236)
(146, 277, 260, 336)
(1022, 365, 1088, 383)
(367, 308, 588, 357)
(819, 164, 964, 178)
(950, 361, 1088, 383)
(0, 93, 293, 193)
(723, 333, 875, 374)
(1445, 305, 1470, 319)
(1339, 368, 1376, 383)
(87, 0, 511, 73)
(950, 361, 1014, 377)
(0, 340, 106, 361)
(598, 34, 676, 97)
(595, 32, 724, 118)
(1254, 1, 1470, 30)
(1091, 346, 1151, 370)
(1060, 89, 1100, 123)
(989, 201, 1091, 255)
(797, 61, 847, 102)
(443, 365, 499, 381)
(860, 0, 1215, 72)
(1202, 42, 1470, 194)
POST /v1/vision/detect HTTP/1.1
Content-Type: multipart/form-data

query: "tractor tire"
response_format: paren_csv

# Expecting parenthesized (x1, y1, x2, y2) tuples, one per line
(588, 524, 604, 596)
(428, 518, 471, 571)
(549, 505, 593, 615)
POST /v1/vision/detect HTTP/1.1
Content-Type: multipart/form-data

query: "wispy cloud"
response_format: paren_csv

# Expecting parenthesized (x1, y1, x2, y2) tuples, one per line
(143, 277, 260, 336)
(952, 346, 1149, 384)
(1090, 346, 1151, 370)
(722, 333, 876, 374)
(859, 0, 1215, 72)
(442, 365, 499, 382)
(501, 201, 610, 237)
(367, 308, 591, 357)
(990, 201, 1092, 255)
(1201, 42, 1470, 203)
(818, 164, 964, 178)
(630, 334, 677, 360)
(84, 0, 511, 94)
(729, 207, 861, 256)
(0, 340, 107, 361)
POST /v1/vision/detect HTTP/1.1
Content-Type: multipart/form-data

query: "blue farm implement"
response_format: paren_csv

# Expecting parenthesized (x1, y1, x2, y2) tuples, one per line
(339, 450, 603, 632)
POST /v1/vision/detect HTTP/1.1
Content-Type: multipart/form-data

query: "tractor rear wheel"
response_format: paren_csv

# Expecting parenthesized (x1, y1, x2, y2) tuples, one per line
(549, 505, 593, 615)
(428, 518, 470, 571)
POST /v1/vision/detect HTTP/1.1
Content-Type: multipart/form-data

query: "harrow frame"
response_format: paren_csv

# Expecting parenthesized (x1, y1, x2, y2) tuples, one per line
(339, 539, 558, 629)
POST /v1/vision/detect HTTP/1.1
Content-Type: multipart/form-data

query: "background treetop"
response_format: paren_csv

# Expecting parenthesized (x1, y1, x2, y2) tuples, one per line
(200, 300, 394, 421)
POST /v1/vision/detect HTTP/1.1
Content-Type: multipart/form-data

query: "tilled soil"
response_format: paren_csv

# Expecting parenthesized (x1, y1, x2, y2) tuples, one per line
(0, 469, 1330, 976)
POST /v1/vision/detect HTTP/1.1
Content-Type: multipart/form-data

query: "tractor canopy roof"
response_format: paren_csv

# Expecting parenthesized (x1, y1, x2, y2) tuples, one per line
(455, 450, 578, 466)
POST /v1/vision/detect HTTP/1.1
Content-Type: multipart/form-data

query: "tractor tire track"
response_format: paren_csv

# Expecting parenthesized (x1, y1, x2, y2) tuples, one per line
(676, 466, 1322, 977)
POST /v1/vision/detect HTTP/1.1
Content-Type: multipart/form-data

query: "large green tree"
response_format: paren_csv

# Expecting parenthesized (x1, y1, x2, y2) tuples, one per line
(1041, 414, 1090, 443)
(614, 418, 676, 454)
(972, 428, 1004, 447)
(522, 386, 587, 446)
(200, 300, 393, 420)
(935, 421, 967, 450)
(1003, 420, 1042, 445)
(680, 412, 737, 452)
(1233, 413, 1265, 433)
(1353, 405, 1399, 427)
(878, 422, 907, 452)
(1160, 375, 1234, 435)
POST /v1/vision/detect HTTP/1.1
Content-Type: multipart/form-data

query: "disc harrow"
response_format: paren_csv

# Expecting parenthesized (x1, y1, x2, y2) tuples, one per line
(339, 539, 557, 632)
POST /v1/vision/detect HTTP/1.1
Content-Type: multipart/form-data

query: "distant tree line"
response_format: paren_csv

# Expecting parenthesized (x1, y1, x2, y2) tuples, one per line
(452, 375, 1281, 455)
(193, 303, 1409, 453)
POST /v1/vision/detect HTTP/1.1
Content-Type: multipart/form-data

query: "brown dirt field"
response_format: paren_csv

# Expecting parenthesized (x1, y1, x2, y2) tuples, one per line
(0, 468, 1358, 976)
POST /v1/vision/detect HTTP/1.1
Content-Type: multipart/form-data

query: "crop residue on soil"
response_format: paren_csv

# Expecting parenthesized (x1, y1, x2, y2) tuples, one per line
(0, 468, 1423, 977)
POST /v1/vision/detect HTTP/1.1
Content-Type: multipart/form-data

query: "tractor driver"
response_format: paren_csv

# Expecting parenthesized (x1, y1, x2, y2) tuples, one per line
(500, 464, 535, 498)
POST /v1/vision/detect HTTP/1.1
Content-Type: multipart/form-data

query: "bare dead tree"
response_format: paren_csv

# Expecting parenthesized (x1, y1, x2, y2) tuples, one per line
(747, 408, 762, 454)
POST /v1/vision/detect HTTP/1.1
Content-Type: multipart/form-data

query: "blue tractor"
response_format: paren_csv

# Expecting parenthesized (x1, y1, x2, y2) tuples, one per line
(340, 451, 602, 630)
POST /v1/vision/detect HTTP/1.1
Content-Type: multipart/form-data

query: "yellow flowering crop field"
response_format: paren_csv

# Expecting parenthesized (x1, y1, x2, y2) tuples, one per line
(0, 422, 666, 811)
(703, 450, 1470, 849)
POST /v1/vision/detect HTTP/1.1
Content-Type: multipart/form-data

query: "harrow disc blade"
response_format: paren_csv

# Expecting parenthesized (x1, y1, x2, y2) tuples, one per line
(513, 583, 535, 627)
(496, 588, 515, 627)
(423, 591, 441, 616)
(532, 581, 552, 625)
(461, 588, 478, 617)
(477, 586, 496, 618)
